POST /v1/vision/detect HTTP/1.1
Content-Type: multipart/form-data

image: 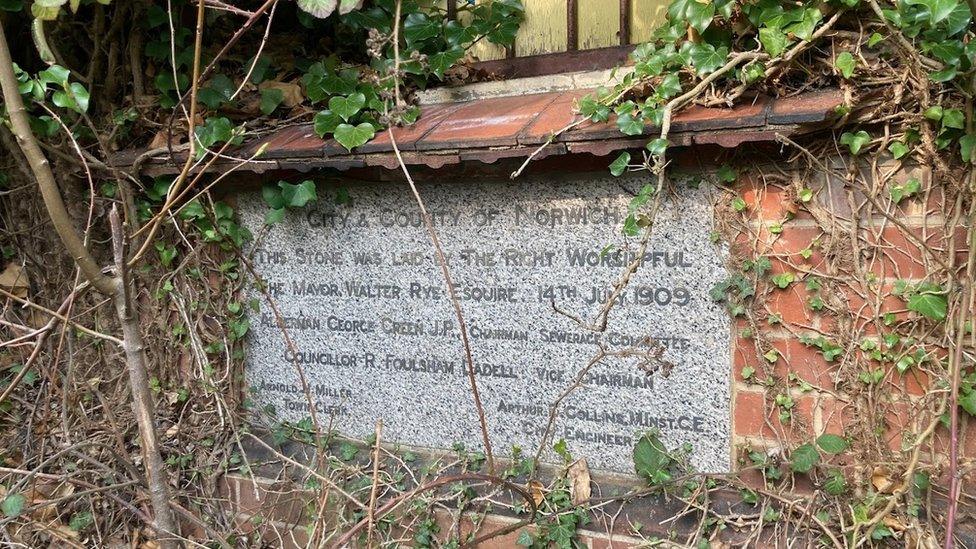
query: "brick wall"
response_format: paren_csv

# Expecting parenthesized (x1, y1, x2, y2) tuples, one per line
(728, 161, 971, 461)
(220, 154, 972, 547)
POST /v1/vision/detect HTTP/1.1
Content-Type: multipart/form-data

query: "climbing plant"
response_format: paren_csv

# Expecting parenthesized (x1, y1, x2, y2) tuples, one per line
(0, 0, 973, 546)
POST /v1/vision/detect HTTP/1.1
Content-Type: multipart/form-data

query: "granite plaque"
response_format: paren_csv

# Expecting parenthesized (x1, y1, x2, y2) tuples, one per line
(239, 173, 733, 473)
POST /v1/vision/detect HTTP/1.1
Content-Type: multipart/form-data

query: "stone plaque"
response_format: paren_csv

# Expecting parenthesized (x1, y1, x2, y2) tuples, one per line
(239, 173, 732, 473)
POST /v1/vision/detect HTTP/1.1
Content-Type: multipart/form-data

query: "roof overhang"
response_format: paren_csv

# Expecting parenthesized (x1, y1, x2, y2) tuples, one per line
(113, 88, 844, 178)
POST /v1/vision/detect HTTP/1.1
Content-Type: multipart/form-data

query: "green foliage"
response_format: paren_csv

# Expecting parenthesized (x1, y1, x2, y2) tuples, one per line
(1, 493, 25, 517)
(609, 152, 630, 176)
(840, 130, 871, 154)
(194, 117, 242, 158)
(259, 88, 284, 115)
(263, 180, 318, 224)
(816, 434, 850, 454)
(890, 178, 921, 203)
(790, 443, 819, 472)
(334, 122, 376, 151)
(633, 431, 683, 485)
(835, 51, 856, 78)
(895, 281, 948, 321)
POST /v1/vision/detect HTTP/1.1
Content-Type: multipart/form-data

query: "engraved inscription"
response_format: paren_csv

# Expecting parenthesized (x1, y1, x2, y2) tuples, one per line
(240, 175, 732, 473)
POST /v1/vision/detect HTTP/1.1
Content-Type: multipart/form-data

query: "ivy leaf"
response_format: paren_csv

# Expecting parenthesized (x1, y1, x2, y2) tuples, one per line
(741, 62, 766, 84)
(646, 138, 669, 156)
(942, 108, 965, 129)
(867, 32, 884, 47)
(194, 117, 235, 151)
(264, 207, 285, 225)
(785, 7, 823, 40)
(771, 272, 795, 289)
(38, 64, 69, 85)
(835, 52, 855, 78)
(262, 184, 284, 209)
(908, 292, 947, 321)
(616, 112, 644, 136)
(1, 493, 25, 517)
(609, 152, 630, 176)
(328, 93, 366, 122)
(839, 130, 870, 154)
(313, 109, 343, 138)
(633, 432, 672, 483)
(890, 178, 921, 203)
(943, 1, 972, 34)
(910, 0, 960, 24)
(668, 0, 716, 33)
(656, 73, 682, 99)
(259, 88, 284, 115)
(790, 443, 820, 473)
(403, 12, 441, 47)
(334, 122, 375, 151)
(338, 0, 363, 14)
(51, 82, 90, 114)
(960, 134, 976, 163)
(429, 47, 464, 79)
(960, 389, 976, 415)
(716, 164, 738, 183)
(689, 43, 728, 74)
(816, 434, 849, 454)
(759, 27, 790, 57)
(579, 96, 611, 122)
(296, 0, 337, 18)
(278, 180, 317, 208)
(929, 65, 958, 82)
(888, 141, 909, 159)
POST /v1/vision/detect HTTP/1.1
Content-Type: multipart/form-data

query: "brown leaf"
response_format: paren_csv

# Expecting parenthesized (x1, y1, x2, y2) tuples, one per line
(259, 80, 304, 108)
(148, 130, 172, 150)
(568, 458, 591, 505)
(883, 515, 907, 532)
(872, 466, 895, 493)
(0, 263, 29, 298)
(527, 479, 544, 506)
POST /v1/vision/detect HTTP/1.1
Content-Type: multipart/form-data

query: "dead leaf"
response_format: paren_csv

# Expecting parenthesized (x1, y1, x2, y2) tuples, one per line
(0, 263, 29, 298)
(872, 466, 895, 493)
(568, 458, 591, 505)
(527, 479, 544, 506)
(259, 80, 304, 108)
(148, 130, 172, 150)
(883, 515, 906, 532)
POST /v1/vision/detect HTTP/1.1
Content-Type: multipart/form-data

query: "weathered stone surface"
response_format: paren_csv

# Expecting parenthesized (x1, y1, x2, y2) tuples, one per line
(239, 173, 732, 473)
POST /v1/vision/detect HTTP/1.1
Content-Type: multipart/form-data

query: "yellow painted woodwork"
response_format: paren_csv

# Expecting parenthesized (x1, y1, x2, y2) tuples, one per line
(464, 0, 671, 61)
(579, 0, 620, 49)
(514, 0, 568, 56)
(630, 0, 668, 43)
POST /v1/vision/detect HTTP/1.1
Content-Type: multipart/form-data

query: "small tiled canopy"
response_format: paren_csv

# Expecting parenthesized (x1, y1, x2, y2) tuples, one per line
(114, 88, 843, 177)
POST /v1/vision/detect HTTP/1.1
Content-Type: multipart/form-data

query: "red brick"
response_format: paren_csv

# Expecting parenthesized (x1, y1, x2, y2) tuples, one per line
(740, 183, 793, 221)
(734, 390, 777, 438)
(233, 478, 313, 525)
(817, 396, 852, 436)
(865, 225, 970, 279)
(734, 337, 839, 389)
(763, 284, 819, 326)
(584, 533, 640, 549)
